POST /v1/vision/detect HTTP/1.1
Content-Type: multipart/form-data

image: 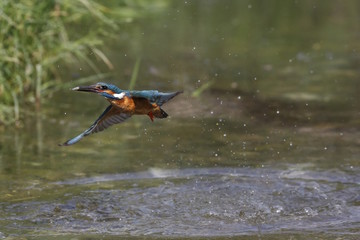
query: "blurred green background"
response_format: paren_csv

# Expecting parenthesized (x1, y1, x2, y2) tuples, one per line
(0, 0, 359, 239)
(1, 0, 359, 125)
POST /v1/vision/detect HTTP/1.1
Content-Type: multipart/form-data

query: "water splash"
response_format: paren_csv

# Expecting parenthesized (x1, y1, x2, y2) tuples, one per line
(1, 166, 359, 238)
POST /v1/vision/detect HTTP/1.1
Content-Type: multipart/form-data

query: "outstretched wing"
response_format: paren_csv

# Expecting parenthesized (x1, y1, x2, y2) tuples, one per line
(129, 90, 182, 106)
(60, 105, 131, 146)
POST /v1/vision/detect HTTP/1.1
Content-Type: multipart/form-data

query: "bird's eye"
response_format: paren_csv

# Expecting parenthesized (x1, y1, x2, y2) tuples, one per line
(101, 86, 108, 90)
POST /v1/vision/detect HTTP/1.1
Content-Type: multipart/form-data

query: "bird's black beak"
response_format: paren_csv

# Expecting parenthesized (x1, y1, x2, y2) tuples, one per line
(72, 85, 99, 93)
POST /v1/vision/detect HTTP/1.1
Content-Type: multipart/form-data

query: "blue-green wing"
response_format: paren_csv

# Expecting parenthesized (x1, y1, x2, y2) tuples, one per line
(129, 90, 182, 106)
(60, 105, 131, 146)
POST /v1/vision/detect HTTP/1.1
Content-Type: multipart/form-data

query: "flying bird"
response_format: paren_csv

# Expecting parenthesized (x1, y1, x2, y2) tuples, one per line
(60, 82, 182, 146)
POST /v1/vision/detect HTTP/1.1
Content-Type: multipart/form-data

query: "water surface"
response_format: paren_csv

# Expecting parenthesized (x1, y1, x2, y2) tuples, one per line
(1, 1, 360, 239)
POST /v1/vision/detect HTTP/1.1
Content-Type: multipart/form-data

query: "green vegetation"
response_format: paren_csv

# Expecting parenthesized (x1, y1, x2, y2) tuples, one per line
(128, 58, 141, 90)
(0, 0, 109, 124)
(0, 0, 162, 125)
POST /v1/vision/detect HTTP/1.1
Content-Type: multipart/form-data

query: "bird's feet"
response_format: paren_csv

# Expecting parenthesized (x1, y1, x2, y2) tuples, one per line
(148, 112, 154, 122)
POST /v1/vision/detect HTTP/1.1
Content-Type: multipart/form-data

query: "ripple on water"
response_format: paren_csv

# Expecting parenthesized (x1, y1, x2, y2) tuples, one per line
(0, 167, 359, 237)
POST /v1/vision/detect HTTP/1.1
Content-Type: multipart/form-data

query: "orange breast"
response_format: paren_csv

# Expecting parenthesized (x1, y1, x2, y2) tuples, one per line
(109, 96, 136, 114)
(132, 97, 159, 115)
(109, 96, 159, 115)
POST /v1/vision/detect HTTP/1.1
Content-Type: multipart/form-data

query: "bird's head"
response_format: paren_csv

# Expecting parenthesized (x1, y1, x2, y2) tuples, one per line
(72, 82, 123, 99)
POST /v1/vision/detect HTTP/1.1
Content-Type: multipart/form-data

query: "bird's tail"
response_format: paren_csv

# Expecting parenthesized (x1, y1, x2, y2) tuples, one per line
(159, 108, 168, 118)
(152, 108, 168, 119)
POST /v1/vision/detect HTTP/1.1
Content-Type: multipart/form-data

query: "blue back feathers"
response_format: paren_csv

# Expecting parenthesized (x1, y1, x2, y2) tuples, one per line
(96, 82, 181, 106)
(130, 90, 182, 106)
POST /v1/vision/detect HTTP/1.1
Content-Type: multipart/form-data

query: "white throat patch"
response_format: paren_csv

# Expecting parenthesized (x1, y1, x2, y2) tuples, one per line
(113, 92, 125, 99)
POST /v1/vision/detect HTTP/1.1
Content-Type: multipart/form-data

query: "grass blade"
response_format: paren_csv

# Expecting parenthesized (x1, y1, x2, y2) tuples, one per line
(129, 58, 141, 90)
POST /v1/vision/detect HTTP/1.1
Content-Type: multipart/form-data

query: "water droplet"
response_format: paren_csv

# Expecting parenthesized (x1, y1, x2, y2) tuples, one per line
(274, 205, 284, 214)
(304, 207, 317, 216)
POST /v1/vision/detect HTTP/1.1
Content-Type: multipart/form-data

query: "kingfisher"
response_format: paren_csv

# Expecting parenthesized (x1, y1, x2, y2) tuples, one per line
(60, 82, 182, 146)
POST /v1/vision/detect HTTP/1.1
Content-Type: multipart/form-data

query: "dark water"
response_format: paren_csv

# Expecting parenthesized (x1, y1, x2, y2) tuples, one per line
(1, 1, 360, 239)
